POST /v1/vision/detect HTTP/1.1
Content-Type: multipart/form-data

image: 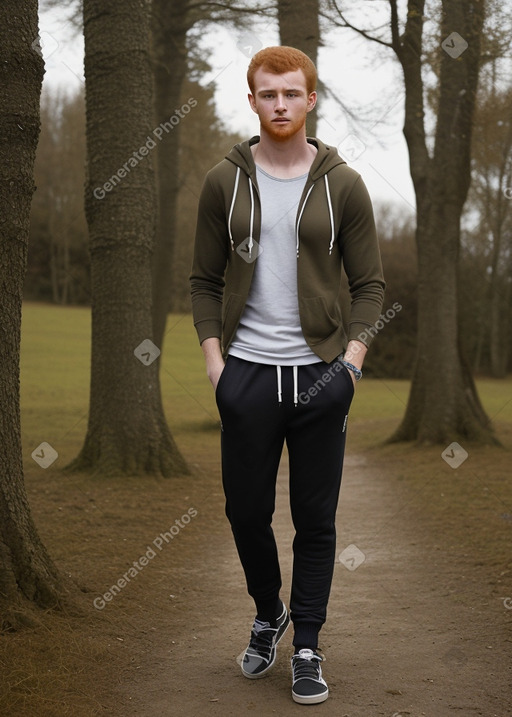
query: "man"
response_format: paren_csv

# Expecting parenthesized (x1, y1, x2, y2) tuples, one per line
(190, 46, 384, 705)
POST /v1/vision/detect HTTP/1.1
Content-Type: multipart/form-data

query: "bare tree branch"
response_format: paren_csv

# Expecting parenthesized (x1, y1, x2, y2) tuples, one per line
(398, 0, 429, 189)
(323, 0, 393, 48)
(41, 0, 82, 30)
(389, 0, 401, 52)
(186, 0, 274, 14)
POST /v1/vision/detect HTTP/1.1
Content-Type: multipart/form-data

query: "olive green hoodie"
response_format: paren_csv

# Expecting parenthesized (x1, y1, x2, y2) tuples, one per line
(190, 136, 385, 363)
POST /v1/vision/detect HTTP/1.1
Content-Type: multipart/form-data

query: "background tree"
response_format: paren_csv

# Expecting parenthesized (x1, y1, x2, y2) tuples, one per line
(0, 0, 65, 624)
(26, 88, 89, 304)
(364, 205, 418, 378)
(463, 83, 512, 377)
(70, 0, 188, 476)
(330, 0, 496, 443)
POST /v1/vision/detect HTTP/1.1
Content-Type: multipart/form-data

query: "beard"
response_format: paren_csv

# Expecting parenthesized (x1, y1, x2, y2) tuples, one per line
(259, 112, 307, 142)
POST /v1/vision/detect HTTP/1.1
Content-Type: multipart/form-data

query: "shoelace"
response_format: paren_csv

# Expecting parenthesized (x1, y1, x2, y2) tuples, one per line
(248, 627, 277, 659)
(292, 653, 322, 680)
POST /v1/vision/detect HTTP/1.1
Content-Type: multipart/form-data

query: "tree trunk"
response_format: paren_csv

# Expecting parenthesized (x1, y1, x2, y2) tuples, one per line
(390, 0, 496, 444)
(393, 208, 491, 441)
(151, 0, 190, 351)
(70, 0, 188, 477)
(277, 0, 320, 136)
(0, 0, 65, 623)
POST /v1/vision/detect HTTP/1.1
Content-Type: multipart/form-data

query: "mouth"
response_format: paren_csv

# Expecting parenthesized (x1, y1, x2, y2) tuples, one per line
(272, 118, 289, 123)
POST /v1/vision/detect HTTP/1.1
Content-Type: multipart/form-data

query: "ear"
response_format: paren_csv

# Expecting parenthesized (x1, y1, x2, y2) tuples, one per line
(248, 93, 258, 114)
(306, 91, 317, 113)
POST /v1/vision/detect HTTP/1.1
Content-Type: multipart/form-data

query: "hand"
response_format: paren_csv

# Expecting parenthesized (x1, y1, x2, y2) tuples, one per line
(208, 359, 225, 391)
(201, 337, 225, 391)
(344, 339, 366, 388)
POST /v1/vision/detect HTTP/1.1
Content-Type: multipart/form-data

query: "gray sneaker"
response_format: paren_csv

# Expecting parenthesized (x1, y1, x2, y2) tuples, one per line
(241, 603, 290, 679)
(291, 648, 329, 704)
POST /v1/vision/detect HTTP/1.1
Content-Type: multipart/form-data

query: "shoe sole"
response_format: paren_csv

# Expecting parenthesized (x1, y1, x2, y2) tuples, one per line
(292, 688, 329, 704)
(241, 609, 291, 679)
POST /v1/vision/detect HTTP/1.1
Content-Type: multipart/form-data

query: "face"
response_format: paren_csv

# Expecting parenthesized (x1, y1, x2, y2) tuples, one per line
(248, 67, 317, 142)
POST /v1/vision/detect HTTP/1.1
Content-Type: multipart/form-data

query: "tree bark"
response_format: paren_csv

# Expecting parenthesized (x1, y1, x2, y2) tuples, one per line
(151, 0, 191, 350)
(277, 0, 320, 136)
(71, 0, 188, 476)
(390, 0, 497, 444)
(0, 0, 65, 623)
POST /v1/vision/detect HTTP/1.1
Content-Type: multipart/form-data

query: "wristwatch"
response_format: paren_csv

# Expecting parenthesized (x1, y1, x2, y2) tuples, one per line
(341, 360, 362, 381)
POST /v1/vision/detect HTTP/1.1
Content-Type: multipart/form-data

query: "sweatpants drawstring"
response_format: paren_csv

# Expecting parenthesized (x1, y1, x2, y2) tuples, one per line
(275, 365, 299, 406)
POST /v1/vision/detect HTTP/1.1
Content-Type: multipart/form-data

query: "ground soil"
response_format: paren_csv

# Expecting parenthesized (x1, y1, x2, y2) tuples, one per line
(2, 429, 511, 716)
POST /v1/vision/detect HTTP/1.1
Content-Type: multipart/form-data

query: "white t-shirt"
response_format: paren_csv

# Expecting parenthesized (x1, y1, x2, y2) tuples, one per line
(229, 165, 321, 366)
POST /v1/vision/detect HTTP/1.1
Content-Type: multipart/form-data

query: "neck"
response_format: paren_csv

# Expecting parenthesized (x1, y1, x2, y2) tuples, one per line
(252, 129, 317, 179)
(255, 128, 311, 167)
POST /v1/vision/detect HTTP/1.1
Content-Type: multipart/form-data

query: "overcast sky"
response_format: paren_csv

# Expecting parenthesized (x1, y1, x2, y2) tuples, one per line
(38, 5, 416, 213)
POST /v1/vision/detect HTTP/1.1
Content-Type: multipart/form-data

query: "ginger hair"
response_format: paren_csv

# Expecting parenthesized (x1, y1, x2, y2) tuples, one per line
(247, 46, 317, 95)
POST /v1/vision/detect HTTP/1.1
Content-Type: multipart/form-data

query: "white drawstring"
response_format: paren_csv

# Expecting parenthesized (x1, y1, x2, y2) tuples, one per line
(295, 185, 315, 257)
(275, 365, 299, 406)
(227, 166, 240, 251)
(325, 174, 335, 254)
(248, 177, 255, 258)
(276, 366, 282, 404)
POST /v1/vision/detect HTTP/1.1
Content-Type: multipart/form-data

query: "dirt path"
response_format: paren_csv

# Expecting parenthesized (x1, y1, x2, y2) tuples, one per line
(113, 448, 511, 717)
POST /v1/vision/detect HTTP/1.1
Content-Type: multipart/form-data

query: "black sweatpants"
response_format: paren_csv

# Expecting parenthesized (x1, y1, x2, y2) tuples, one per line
(215, 355, 354, 650)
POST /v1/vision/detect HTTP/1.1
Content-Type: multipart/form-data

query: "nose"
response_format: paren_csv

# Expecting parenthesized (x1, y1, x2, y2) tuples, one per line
(274, 94, 287, 113)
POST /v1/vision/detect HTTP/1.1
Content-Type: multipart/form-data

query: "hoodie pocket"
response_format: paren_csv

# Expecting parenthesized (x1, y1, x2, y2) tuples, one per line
(299, 296, 341, 345)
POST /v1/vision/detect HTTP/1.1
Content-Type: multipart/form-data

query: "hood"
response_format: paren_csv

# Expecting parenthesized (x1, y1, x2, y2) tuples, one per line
(226, 136, 346, 181)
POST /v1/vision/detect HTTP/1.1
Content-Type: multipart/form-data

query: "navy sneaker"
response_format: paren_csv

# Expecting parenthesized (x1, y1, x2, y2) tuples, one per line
(291, 648, 329, 704)
(241, 603, 290, 678)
